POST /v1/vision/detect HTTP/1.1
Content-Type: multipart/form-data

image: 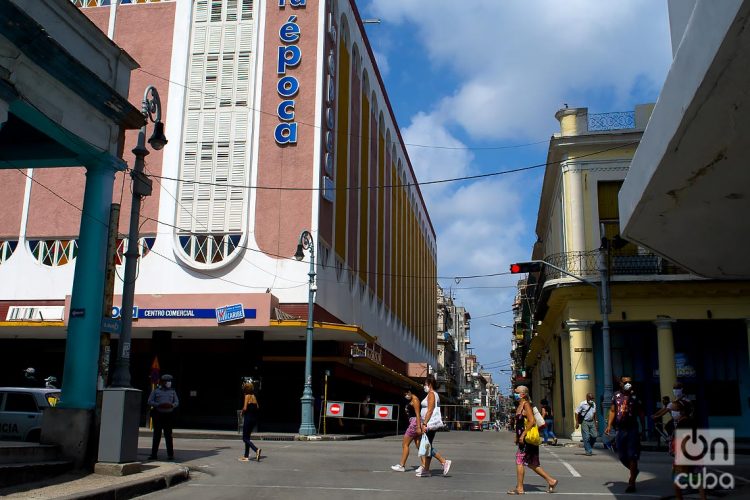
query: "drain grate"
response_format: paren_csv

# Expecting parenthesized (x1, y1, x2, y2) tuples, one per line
(257, 434, 296, 442)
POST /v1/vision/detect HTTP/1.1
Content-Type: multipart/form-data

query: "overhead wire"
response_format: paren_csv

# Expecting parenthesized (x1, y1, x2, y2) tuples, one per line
(135, 67, 550, 152)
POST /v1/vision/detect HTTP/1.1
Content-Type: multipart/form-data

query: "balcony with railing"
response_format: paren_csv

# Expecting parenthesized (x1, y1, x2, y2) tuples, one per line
(540, 248, 689, 284)
(587, 111, 636, 132)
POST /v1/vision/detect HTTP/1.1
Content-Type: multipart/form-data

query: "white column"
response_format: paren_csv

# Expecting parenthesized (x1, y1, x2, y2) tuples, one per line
(563, 164, 586, 253)
(655, 318, 677, 404)
(568, 320, 596, 439)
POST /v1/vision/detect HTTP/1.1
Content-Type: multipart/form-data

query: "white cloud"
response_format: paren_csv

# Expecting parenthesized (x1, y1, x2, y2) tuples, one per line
(370, 0, 671, 140)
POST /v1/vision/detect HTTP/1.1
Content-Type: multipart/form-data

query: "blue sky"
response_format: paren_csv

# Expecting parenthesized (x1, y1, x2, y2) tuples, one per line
(356, 1, 673, 394)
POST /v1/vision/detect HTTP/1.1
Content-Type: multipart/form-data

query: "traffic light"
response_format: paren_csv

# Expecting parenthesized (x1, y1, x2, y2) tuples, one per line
(509, 261, 543, 274)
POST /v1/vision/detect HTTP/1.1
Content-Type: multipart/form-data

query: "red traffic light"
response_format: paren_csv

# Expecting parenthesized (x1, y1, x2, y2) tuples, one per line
(509, 262, 542, 274)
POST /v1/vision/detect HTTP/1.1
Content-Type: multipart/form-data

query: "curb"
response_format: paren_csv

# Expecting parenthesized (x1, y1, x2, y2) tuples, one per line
(56, 466, 189, 500)
(139, 429, 394, 441)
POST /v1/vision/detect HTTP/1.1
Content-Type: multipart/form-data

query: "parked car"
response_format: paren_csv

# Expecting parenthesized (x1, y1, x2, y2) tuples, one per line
(470, 422, 482, 431)
(0, 387, 60, 442)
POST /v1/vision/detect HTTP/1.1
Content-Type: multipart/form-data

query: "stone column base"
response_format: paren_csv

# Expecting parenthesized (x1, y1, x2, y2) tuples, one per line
(41, 407, 94, 469)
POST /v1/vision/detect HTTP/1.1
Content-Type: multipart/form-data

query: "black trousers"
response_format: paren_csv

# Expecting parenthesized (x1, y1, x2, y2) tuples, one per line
(151, 411, 174, 458)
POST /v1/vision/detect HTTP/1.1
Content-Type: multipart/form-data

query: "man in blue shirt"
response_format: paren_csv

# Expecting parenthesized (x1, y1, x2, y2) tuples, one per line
(147, 374, 179, 460)
(575, 392, 599, 456)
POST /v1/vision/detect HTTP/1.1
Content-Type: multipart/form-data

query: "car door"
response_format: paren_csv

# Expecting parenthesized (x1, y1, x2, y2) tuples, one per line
(3, 392, 40, 441)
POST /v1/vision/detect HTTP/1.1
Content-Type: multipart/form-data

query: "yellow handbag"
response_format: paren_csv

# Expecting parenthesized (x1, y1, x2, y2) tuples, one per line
(525, 424, 542, 446)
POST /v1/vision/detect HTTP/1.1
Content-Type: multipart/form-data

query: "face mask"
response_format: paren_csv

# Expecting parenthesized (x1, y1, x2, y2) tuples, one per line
(513, 393, 521, 401)
(673, 389, 683, 398)
(424, 385, 430, 393)
(587, 399, 594, 405)
(165, 381, 172, 388)
(405, 395, 411, 401)
(623, 382, 632, 391)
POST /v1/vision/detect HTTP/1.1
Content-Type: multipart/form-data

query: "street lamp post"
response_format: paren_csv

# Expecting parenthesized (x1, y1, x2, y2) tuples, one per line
(111, 86, 167, 388)
(294, 230, 317, 436)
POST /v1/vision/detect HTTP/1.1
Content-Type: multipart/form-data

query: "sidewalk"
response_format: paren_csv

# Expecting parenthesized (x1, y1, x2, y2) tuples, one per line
(0, 430, 383, 499)
(0, 461, 189, 500)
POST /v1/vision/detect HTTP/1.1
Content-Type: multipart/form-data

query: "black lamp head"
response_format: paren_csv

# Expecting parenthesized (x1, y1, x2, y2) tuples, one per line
(294, 244, 305, 261)
(148, 121, 168, 150)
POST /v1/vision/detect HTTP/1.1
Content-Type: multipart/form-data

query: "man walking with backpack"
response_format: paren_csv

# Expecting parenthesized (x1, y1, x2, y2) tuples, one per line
(575, 392, 599, 456)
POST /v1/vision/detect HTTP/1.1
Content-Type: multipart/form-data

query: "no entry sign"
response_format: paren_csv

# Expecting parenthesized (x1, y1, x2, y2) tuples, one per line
(472, 406, 489, 422)
(374, 404, 393, 420)
(326, 401, 344, 417)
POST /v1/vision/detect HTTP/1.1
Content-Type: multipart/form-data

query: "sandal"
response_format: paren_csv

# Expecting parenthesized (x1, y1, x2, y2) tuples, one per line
(547, 479, 559, 493)
(507, 489, 525, 495)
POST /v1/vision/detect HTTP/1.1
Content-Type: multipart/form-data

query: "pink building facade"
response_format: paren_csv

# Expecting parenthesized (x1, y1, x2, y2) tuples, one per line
(0, 0, 437, 431)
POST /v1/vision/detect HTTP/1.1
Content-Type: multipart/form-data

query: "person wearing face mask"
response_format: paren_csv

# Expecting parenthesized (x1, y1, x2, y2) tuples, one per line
(652, 383, 692, 447)
(147, 374, 179, 460)
(575, 392, 599, 456)
(508, 386, 558, 495)
(605, 376, 645, 493)
(416, 375, 452, 477)
(391, 388, 422, 471)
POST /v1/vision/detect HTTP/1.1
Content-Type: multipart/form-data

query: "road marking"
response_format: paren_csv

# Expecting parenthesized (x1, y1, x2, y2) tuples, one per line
(186, 483, 662, 497)
(547, 449, 582, 477)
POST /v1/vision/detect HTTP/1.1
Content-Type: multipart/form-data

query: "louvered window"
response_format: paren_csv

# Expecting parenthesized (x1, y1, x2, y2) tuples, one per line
(176, 0, 254, 266)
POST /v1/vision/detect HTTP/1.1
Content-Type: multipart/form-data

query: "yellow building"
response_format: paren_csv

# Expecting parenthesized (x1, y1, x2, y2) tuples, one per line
(521, 105, 750, 439)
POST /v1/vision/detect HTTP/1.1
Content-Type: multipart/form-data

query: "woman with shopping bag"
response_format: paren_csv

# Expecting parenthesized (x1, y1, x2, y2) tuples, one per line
(416, 375, 452, 477)
(508, 385, 558, 495)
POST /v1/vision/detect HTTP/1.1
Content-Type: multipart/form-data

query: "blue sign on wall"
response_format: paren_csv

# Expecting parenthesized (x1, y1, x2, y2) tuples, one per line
(109, 306, 257, 322)
(216, 304, 245, 324)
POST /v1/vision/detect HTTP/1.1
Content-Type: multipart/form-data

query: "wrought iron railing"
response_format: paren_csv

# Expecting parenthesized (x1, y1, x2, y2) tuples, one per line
(588, 111, 636, 132)
(539, 249, 690, 285)
(542, 250, 689, 281)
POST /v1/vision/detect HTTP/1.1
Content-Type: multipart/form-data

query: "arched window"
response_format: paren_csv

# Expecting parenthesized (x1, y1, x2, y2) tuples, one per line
(0, 240, 18, 264)
(28, 239, 78, 267)
(175, 0, 255, 268)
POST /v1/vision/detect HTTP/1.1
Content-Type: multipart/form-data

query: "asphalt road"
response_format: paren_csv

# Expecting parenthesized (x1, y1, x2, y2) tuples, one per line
(137, 431, 750, 499)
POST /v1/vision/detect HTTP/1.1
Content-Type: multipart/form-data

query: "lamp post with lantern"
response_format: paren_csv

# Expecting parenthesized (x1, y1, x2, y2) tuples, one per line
(294, 230, 317, 436)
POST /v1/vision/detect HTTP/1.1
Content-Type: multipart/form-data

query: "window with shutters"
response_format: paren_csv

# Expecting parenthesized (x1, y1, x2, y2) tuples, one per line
(176, 0, 254, 267)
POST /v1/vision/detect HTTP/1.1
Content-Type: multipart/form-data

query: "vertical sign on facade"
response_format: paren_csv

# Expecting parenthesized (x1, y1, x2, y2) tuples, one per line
(275, 0, 306, 144)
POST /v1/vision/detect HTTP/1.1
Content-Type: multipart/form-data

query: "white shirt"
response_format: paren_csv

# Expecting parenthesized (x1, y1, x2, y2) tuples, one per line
(575, 400, 596, 421)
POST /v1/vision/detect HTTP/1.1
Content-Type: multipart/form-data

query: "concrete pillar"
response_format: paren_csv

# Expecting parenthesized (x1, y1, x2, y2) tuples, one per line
(568, 320, 595, 439)
(559, 329, 574, 437)
(60, 164, 116, 409)
(655, 318, 677, 404)
(563, 165, 587, 253)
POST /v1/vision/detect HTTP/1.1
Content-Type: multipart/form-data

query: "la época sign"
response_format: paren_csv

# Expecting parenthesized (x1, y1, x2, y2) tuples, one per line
(275, 0, 306, 145)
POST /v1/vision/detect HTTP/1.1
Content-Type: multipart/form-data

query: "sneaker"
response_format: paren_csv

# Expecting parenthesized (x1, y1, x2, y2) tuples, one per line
(239, 457, 250, 462)
(415, 466, 423, 474)
(391, 464, 406, 472)
(416, 470, 431, 477)
(442, 459, 452, 476)
(256, 449, 262, 462)
(147, 455, 157, 460)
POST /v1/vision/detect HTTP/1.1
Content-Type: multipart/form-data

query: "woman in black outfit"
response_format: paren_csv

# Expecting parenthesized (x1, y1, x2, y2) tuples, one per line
(239, 383, 261, 462)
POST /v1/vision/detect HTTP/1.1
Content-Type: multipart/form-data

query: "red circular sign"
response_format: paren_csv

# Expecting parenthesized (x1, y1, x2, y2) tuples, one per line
(378, 407, 389, 418)
(329, 403, 341, 415)
(475, 409, 487, 421)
